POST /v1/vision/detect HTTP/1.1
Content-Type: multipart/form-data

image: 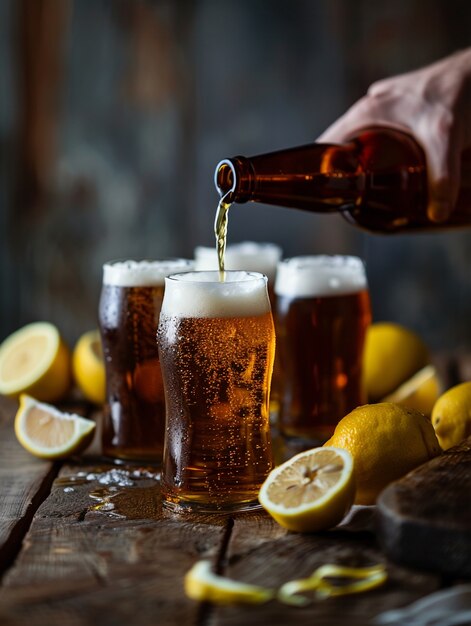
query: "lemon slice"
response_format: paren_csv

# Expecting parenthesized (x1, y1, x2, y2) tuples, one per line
(382, 364, 442, 416)
(184, 560, 274, 605)
(278, 564, 387, 606)
(14, 394, 96, 460)
(258, 447, 355, 532)
(0, 322, 71, 402)
(72, 330, 106, 405)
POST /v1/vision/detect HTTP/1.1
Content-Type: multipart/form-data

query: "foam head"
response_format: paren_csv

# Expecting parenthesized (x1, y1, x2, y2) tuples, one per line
(161, 271, 271, 318)
(103, 259, 194, 287)
(194, 242, 282, 281)
(275, 255, 368, 298)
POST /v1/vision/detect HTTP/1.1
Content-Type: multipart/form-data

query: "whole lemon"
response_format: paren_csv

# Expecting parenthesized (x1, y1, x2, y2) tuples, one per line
(72, 330, 106, 405)
(431, 381, 471, 450)
(325, 403, 441, 505)
(363, 323, 430, 401)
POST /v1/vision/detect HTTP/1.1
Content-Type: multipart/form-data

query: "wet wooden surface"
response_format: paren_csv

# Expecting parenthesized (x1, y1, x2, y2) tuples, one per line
(0, 354, 470, 626)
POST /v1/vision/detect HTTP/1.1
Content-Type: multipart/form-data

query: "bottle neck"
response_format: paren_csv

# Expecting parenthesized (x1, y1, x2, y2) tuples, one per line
(214, 143, 363, 212)
(214, 157, 256, 203)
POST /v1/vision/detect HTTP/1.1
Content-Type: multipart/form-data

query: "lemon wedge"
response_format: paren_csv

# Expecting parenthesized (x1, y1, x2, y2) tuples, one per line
(14, 394, 95, 460)
(258, 447, 355, 532)
(278, 564, 387, 606)
(0, 322, 71, 402)
(184, 560, 274, 605)
(382, 365, 442, 416)
(72, 330, 106, 405)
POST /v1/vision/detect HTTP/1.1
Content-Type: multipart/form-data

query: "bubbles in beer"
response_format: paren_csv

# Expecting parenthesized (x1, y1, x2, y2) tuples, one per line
(99, 259, 193, 462)
(158, 271, 275, 511)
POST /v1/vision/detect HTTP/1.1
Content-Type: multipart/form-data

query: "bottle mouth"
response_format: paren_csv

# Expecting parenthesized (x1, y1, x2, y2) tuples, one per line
(214, 159, 236, 198)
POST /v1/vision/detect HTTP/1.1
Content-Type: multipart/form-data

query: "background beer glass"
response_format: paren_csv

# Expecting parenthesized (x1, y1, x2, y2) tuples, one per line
(194, 241, 282, 303)
(99, 259, 193, 462)
(275, 255, 371, 444)
(157, 270, 275, 512)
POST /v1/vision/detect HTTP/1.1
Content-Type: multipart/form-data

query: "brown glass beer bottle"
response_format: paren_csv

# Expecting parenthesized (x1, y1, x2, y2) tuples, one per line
(214, 127, 471, 233)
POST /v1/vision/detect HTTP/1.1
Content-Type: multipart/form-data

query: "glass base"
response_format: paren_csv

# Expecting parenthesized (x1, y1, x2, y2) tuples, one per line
(162, 497, 262, 515)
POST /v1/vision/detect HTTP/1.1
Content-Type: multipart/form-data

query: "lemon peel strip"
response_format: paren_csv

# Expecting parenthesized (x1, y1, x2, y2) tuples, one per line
(278, 564, 387, 606)
(184, 560, 274, 605)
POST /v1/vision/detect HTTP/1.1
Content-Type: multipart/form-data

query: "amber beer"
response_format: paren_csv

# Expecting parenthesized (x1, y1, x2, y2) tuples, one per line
(195, 242, 283, 419)
(275, 256, 371, 443)
(99, 259, 193, 462)
(158, 270, 275, 512)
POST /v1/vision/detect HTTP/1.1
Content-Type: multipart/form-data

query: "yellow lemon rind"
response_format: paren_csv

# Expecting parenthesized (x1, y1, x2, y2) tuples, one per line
(72, 330, 106, 405)
(432, 381, 471, 450)
(278, 564, 387, 606)
(364, 322, 430, 401)
(325, 402, 442, 505)
(14, 394, 95, 460)
(258, 447, 356, 533)
(184, 560, 274, 605)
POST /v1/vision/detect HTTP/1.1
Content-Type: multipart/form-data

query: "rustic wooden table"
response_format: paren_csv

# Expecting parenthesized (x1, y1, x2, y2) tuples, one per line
(0, 354, 470, 626)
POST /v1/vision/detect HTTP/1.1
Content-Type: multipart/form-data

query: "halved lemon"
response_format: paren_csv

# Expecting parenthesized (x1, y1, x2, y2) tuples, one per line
(382, 364, 442, 416)
(15, 394, 96, 460)
(258, 447, 356, 532)
(184, 560, 273, 605)
(72, 330, 106, 405)
(0, 322, 71, 402)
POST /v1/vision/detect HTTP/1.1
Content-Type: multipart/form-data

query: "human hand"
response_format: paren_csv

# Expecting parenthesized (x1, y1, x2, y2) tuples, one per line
(318, 48, 471, 222)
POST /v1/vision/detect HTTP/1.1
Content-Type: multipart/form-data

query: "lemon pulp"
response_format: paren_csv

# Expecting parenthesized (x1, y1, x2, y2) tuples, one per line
(259, 447, 355, 532)
(15, 394, 95, 460)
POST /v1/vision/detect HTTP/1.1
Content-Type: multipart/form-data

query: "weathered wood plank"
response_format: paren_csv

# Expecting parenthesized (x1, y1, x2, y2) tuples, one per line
(0, 395, 59, 577)
(207, 510, 441, 625)
(0, 459, 228, 626)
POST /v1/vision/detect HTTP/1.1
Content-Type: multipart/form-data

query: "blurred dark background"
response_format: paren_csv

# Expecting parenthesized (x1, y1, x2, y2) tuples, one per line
(0, 0, 470, 352)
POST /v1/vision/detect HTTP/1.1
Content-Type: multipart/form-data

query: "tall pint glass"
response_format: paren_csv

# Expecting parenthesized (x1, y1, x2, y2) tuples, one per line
(99, 259, 193, 462)
(157, 270, 275, 512)
(275, 256, 371, 444)
(195, 242, 283, 417)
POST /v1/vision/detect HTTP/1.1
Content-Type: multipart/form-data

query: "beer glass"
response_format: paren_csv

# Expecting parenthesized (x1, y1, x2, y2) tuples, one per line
(195, 242, 283, 419)
(275, 256, 371, 444)
(99, 259, 193, 462)
(157, 270, 275, 512)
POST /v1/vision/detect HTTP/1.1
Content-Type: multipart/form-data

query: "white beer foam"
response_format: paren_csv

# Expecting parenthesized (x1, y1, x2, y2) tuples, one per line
(103, 259, 193, 287)
(275, 255, 368, 298)
(194, 242, 282, 281)
(161, 271, 271, 318)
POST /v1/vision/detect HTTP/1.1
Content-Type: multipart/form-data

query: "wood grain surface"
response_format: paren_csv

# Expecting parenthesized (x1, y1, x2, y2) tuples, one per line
(377, 437, 471, 577)
(0, 353, 469, 626)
